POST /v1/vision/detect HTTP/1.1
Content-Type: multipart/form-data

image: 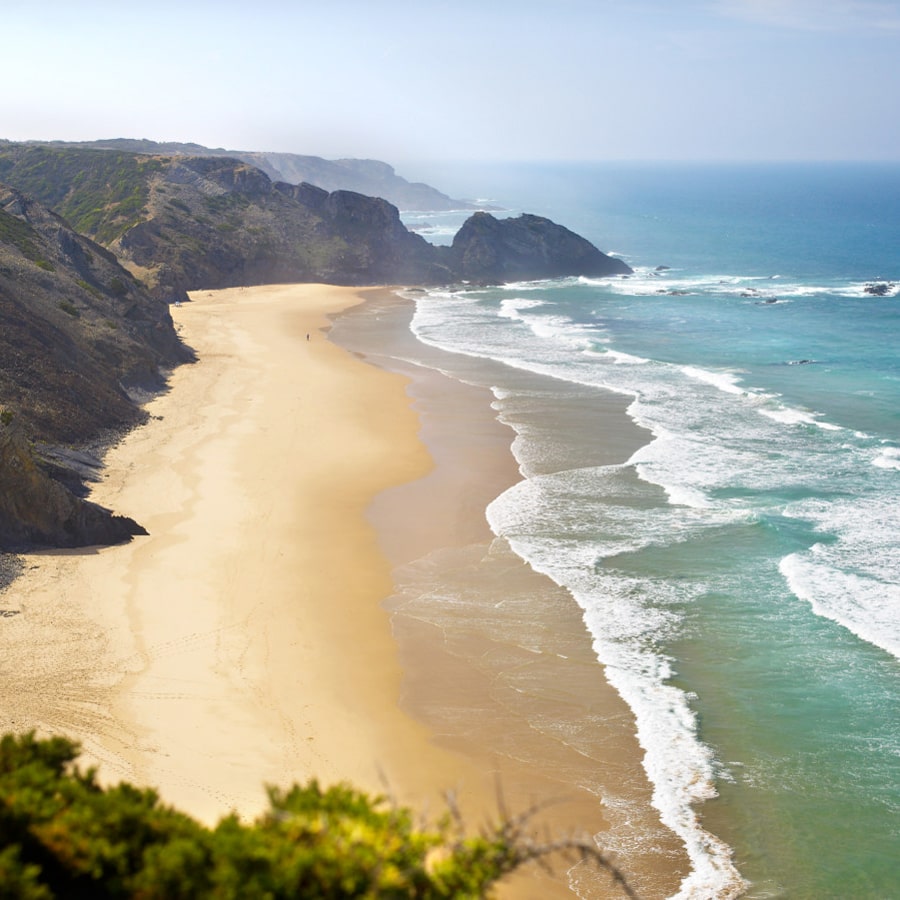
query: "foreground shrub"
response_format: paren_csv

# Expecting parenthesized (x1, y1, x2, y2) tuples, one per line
(0, 732, 635, 898)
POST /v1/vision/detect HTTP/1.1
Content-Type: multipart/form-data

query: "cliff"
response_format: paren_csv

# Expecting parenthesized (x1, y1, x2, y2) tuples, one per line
(0, 184, 190, 443)
(0, 184, 190, 550)
(0, 147, 458, 299)
(0, 420, 144, 549)
(0, 145, 630, 301)
(22, 139, 479, 212)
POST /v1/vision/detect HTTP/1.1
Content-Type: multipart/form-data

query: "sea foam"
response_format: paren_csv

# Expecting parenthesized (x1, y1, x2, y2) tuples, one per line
(404, 167, 900, 895)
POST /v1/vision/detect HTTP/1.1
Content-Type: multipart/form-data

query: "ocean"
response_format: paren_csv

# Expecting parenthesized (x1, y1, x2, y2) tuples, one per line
(384, 162, 899, 898)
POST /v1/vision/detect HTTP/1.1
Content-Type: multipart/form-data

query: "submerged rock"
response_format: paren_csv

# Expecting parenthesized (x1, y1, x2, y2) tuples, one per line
(864, 282, 895, 296)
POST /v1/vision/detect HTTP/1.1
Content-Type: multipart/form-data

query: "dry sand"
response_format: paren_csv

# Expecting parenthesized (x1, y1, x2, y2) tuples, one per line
(0, 283, 688, 898)
(1, 284, 484, 813)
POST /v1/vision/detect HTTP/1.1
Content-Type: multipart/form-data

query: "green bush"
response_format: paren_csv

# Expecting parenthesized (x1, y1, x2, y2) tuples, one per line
(76, 279, 101, 298)
(0, 733, 635, 899)
(108, 277, 128, 298)
(0, 209, 52, 272)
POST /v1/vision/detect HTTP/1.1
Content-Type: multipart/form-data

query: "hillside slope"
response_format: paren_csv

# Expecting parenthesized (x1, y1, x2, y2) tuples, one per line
(16, 138, 477, 211)
(0, 146, 451, 300)
(0, 184, 190, 548)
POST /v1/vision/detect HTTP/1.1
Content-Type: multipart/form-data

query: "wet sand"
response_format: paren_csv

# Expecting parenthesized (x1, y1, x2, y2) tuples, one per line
(333, 291, 690, 898)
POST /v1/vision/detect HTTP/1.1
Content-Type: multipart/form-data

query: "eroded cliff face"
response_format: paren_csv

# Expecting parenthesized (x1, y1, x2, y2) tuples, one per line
(113, 161, 455, 297)
(0, 185, 191, 445)
(0, 420, 144, 549)
(107, 159, 452, 298)
(0, 185, 189, 551)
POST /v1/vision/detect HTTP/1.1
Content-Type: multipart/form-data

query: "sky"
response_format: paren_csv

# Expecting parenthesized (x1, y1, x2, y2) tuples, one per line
(4, 0, 900, 167)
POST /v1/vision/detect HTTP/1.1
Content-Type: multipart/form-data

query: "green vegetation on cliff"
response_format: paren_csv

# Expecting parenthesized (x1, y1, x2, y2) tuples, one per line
(0, 146, 160, 244)
(0, 732, 633, 899)
(25, 139, 479, 212)
(0, 208, 53, 270)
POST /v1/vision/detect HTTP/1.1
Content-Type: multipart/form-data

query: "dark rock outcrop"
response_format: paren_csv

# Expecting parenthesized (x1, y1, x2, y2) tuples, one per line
(0, 420, 145, 549)
(312, 188, 453, 284)
(447, 212, 632, 283)
(0, 184, 191, 550)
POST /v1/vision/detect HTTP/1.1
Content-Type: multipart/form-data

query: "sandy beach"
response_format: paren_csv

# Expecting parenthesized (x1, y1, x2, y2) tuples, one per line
(0, 283, 687, 898)
(1, 284, 469, 810)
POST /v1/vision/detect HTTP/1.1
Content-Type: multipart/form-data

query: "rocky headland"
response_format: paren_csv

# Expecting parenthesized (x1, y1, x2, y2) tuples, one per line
(446, 210, 632, 282)
(0, 144, 631, 301)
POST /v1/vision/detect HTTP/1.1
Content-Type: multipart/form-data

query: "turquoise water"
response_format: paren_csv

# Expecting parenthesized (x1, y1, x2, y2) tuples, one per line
(399, 163, 900, 898)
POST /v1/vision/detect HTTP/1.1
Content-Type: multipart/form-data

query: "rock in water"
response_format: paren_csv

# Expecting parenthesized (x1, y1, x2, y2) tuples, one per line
(448, 212, 632, 283)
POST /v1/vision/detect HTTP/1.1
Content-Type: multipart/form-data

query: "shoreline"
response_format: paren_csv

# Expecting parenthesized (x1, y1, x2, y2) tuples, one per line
(333, 291, 690, 898)
(1, 283, 688, 897)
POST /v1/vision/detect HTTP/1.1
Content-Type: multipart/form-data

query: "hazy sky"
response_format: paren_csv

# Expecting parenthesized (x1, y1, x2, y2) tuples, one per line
(4, 0, 900, 164)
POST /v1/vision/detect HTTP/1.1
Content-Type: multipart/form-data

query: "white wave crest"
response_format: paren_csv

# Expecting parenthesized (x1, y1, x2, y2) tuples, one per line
(682, 365, 746, 395)
(497, 297, 545, 320)
(780, 551, 900, 660)
(758, 405, 842, 430)
(487, 471, 748, 899)
(872, 446, 900, 469)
